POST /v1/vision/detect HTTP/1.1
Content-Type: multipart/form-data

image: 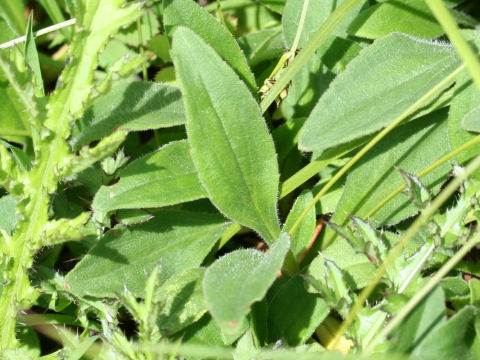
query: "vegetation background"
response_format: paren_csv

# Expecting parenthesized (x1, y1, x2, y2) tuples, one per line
(1, 0, 480, 359)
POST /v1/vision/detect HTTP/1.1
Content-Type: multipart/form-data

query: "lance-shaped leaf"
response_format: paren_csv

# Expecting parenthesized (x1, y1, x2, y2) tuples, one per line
(203, 233, 290, 341)
(92, 140, 207, 222)
(70, 81, 185, 150)
(163, 0, 256, 91)
(172, 27, 281, 244)
(65, 210, 230, 297)
(299, 33, 459, 152)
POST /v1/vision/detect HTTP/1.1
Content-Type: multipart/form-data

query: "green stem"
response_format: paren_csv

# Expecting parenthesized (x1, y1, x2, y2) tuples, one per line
(260, 0, 363, 112)
(329, 152, 480, 350)
(366, 229, 480, 352)
(426, 0, 480, 92)
(137, 19, 148, 81)
(287, 63, 466, 240)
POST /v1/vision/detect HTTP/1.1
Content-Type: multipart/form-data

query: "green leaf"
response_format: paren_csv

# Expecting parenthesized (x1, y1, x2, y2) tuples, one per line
(0, 1, 26, 36)
(258, 0, 286, 14)
(329, 108, 451, 228)
(348, 0, 443, 39)
(71, 81, 184, 149)
(237, 28, 286, 67)
(163, 0, 256, 91)
(156, 268, 208, 334)
(65, 210, 230, 297)
(388, 285, 446, 354)
(92, 140, 207, 222)
(203, 233, 290, 341)
(282, 190, 315, 261)
(462, 106, 480, 133)
(282, 0, 362, 48)
(172, 26, 281, 243)
(411, 305, 477, 359)
(0, 195, 18, 235)
(24, 12, 44, 95)
(267, 275, 329, 345)
(299, 33, 459, 153)
(320, 238, 375, 290)
(0, 81, 30, 142)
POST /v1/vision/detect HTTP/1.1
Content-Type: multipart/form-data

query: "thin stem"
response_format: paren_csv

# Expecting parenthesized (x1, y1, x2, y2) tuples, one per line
(365, 133, 480, 219)
(260, 0, 363, 112)
(329, 152, 480, 350)
(290, 0, 310, 54)
(366, 229, 480, 352)
(137, 19, 148, 81)
(426, 0, 480, 92)
(287, 63, 466, 239)
(0, 18, 77, 50)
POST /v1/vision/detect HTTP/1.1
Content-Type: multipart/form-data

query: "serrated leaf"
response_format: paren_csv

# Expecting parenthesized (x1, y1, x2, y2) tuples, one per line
(329, 109, 451, 229)
(163, 0, 256, 91)
(398, 168, 432, 209)
(267, 275, 329, 346)
(348, 0, 442, 39)
(203, 233, 290, 341)
(65, 210, 229, 297)
(92, 140, 207, 221)
(306, 254, 352, 316)
(71, 81, 184, 149)
(156, 268, 208, 334)
(172, 26, 281, 243)
(299, 33, 459, 152)
(320, 238, 376, 290)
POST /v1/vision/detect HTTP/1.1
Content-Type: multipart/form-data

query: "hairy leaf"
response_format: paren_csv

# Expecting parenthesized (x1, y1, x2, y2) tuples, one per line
(203, 233, 290, 341)
(156, 268, 208, 334)
(299, 33, 459, 152)
(330, 109, 451, 228)
(348, 0, 442, 39)
(268, 276, 329, 345)
(163, 0, 256, 91)
(71, 81, 184, 149)
(92, 140, 206, 221)
(65, 210, 229, 297)
(172, 26, 281, 243)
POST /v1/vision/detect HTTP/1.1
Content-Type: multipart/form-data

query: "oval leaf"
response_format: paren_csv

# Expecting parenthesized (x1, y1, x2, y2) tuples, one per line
(299, 33, 459, 152)
(65, 210, 229, 297)
(172, 26, 281, 243)
(92, 140, 206, 220)
(203, 233, 290, 340)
